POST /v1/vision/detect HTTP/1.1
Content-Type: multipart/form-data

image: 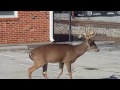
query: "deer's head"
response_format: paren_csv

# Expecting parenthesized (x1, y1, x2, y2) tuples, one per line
(81, 31, 99, 52)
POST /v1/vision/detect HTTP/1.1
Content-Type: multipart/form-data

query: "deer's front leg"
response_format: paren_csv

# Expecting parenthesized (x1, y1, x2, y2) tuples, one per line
(57, 63, 64, 79)
(65, 62, 72, 79)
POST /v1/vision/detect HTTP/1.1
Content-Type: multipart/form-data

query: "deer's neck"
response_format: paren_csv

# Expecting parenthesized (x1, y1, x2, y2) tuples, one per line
(74, 41, 89, 56)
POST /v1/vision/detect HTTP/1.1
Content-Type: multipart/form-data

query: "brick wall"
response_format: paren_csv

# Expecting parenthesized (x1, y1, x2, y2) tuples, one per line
(0, 11, 50, 44)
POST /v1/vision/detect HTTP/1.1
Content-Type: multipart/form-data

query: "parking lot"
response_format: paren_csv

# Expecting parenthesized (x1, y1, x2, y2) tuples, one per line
(0, 41, 120, 79)
(54, 12, 120, 23)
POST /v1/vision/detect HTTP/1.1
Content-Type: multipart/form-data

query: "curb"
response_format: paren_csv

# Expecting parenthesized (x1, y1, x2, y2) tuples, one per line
(0, 41, 116, 51)
(0, 45, 28, 50)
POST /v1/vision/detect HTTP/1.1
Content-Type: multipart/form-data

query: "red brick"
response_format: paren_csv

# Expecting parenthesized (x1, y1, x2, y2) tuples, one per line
(0, 11, 50, 44)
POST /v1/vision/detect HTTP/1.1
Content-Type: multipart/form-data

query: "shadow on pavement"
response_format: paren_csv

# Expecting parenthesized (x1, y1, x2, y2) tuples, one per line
(102, 75, 119, 79)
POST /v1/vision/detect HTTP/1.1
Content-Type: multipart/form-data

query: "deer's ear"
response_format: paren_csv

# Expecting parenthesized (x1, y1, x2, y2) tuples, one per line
(83, 33, 90, 40)
(78, 34, 85, 39)
(90, 32, 96, 38)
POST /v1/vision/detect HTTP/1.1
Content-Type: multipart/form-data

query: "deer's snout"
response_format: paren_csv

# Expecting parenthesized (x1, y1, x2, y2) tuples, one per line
(95, 49, 99, 52)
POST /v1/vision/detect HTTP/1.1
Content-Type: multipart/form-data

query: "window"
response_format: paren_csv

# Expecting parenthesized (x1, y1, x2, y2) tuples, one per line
(0, 11, 18, 18)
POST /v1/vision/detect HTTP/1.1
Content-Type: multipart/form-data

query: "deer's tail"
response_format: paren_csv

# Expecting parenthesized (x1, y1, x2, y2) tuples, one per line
(29, 51, 33, 60)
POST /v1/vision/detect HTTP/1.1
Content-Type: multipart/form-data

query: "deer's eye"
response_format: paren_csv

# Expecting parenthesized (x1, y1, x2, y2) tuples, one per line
(90, 41, 95, 47)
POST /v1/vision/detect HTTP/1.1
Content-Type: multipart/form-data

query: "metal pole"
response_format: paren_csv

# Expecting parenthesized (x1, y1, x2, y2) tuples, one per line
(69, 11, 72, 42)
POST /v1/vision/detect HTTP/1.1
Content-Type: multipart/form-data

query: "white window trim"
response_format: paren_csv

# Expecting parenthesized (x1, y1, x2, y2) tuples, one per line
(0, 11, 18, 18)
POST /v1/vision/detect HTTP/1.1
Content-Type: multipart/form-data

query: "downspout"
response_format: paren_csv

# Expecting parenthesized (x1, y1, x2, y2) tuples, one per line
(49, 11, 55, 42)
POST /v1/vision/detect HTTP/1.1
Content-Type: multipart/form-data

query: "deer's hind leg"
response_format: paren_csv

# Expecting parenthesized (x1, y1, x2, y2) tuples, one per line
(28, 60, 45, 79)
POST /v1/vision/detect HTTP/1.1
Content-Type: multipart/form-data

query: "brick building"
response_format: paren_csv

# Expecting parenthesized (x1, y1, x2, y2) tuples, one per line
(0, 11, 54, 44)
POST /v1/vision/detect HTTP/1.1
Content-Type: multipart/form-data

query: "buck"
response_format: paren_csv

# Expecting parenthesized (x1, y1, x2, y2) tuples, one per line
(28, 31, 99, 79)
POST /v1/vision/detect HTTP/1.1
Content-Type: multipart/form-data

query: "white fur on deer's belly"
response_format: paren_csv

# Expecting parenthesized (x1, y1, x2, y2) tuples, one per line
(47, 58, 64, 63)
(48, 60, 60, 63)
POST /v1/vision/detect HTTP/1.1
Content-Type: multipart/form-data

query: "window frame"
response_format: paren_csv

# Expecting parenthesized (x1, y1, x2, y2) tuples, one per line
(0, 11, 18, 18)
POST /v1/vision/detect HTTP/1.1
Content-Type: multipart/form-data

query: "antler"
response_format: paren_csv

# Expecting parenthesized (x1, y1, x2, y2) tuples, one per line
(83, 25, 96, 39)
(78, 25, 96, 39)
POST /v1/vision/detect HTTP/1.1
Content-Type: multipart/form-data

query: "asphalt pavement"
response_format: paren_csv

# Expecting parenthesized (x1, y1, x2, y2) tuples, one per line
(0, 41, 120, 79)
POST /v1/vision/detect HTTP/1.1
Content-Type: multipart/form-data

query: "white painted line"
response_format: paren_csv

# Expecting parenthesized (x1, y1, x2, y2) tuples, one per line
(0, 53, 29, 60)
(86, 53, 120, 60)
(0, 53, 58, 66)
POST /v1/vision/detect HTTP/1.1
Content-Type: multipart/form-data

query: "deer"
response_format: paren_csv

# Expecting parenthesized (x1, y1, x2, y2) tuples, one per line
(28, 31, 99, 79)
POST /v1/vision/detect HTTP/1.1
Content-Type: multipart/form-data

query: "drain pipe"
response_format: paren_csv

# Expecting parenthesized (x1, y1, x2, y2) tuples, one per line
(49, 11, 55, 42)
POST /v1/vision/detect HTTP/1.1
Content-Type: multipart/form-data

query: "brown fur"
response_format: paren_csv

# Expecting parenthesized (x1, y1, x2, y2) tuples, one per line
(28, 34, 99, 79)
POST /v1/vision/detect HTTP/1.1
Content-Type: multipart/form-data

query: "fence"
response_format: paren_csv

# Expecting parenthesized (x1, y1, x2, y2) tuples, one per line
(54, 11, 120, 42)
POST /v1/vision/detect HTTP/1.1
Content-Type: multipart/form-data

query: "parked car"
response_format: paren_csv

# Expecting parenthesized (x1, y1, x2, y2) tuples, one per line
(74, 11, 120, 17)
(54, 11, 68, 13)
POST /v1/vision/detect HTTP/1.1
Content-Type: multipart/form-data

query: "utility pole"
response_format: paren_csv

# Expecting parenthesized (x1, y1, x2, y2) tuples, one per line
(69, 11, 72, 42)
(72, 11, 75, 19)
